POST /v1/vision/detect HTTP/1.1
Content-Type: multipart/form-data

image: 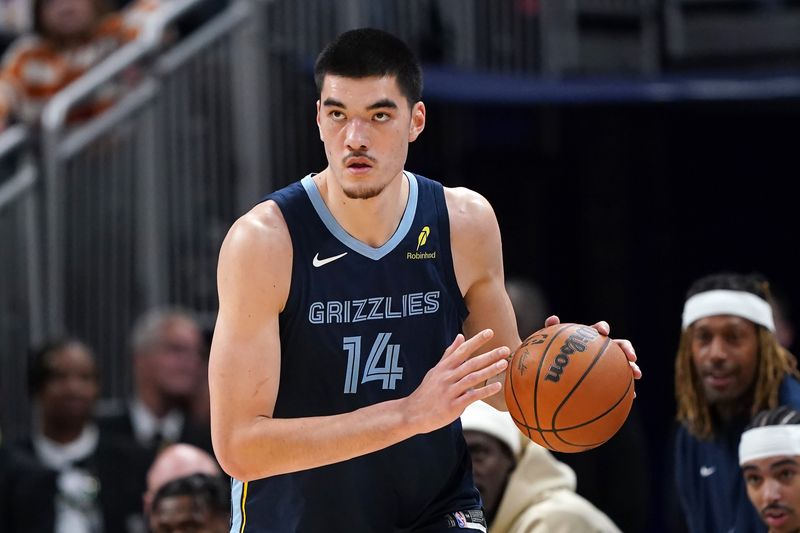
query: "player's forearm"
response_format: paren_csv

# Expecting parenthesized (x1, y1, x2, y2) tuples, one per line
(213, 398, 419, 481)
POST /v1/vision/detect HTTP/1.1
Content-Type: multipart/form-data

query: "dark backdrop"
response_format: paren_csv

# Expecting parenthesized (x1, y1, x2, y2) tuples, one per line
(406, 95, 800, 532)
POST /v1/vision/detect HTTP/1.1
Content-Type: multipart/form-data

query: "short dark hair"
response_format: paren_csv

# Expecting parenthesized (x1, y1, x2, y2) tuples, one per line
(747, 405, 800, 430)
(151, 473, 230, 517)
(27, 337, 93, 397)
(686, 272, 771, 301)
(313, 28, 423, 106)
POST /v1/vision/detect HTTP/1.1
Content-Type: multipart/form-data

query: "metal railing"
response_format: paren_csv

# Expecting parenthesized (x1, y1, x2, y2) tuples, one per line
(0, 125, 43, 439)
(31, 0, 267, 427)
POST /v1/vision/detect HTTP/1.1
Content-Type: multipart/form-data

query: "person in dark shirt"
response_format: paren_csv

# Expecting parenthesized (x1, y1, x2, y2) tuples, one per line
(673, 272, 800, 533)
(10, 337, 150, 533)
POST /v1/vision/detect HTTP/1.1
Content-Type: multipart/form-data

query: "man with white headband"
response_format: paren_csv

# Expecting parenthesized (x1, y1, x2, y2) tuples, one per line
(673, 272, 800, 533)
(739, 406, 800, 533)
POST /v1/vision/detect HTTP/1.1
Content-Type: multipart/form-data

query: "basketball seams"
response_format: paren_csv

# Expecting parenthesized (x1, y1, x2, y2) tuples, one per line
(548, 378, 634, 441)
(531, 324, 574, 450)
(551, 336, 612, 435)
(507, 345, 531, 441)
(508, 325, 573, 445)
(546, 380, 634, 450)
(551, 339, 633, 450)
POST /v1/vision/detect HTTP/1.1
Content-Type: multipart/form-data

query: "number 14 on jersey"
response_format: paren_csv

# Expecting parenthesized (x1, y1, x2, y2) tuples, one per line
(343, 333, 404, 393)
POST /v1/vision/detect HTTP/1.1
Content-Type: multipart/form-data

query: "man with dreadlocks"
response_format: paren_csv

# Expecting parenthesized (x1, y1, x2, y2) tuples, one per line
(739, 405, 800, 533)
(674, 272, 800, 533)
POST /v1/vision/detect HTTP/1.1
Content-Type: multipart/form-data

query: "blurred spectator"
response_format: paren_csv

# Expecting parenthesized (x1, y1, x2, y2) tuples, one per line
(143, 442, 220, 516)
(8, 337, 149, 533)
(98, 307, 213, 455)
(148, 473, 229, 533)
(0, 0, 152, 130)
(505, 277, 550, 339)
(505, 276, 650, 532)
(460, 401, 621, 532)
(0, 438, 57, 532)
(673, 272, 800, 533)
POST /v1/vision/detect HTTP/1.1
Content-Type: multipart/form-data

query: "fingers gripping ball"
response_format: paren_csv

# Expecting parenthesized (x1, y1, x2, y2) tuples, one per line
(504, 323, 634, 453)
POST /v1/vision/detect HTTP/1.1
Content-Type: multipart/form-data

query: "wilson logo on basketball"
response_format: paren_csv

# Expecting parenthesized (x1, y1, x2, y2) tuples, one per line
(544, 326, 599, 383)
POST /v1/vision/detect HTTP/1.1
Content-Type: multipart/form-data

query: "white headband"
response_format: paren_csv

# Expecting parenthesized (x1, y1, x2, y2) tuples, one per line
(739, 425, 800, 465)
(682, 289, 775, 332)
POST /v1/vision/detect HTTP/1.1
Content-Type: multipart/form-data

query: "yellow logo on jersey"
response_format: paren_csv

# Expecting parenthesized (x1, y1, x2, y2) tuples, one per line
(416, 226, 430, 251)
(408, 226, 436, 260)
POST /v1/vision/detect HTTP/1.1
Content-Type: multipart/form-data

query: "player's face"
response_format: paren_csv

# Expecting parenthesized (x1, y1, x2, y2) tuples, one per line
(464, 430, 515, 522)
(38, 343, 98, 425)
(316, 75, 425, 200)
(690, 315, 759, 408)
(743, 455, 800, 533)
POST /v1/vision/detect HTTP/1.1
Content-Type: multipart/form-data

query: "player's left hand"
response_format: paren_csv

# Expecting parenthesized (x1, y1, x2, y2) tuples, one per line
(545, 315, 642, 380)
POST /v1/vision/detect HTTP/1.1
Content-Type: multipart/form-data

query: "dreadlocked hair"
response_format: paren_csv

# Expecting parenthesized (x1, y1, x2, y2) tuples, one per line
(674, 271, 800, 440)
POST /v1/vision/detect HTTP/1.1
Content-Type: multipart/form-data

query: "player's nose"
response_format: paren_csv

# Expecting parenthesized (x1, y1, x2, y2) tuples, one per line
(345, 118, 369, 150)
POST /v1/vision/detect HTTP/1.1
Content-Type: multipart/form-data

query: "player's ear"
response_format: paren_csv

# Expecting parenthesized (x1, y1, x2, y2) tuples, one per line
(408, 101, 425, 143)
(316, 100, 323, 140)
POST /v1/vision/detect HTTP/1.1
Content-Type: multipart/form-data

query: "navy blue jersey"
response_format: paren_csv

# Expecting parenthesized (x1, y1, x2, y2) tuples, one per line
(230, 172, 482, 533)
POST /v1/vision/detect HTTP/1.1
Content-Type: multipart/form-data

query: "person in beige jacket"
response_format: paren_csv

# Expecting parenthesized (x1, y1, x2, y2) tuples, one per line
(461, 401, 621, 533)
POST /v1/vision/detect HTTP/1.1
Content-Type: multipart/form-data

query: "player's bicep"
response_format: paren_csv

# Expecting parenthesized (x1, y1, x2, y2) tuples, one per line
(208, 206, 291, 461)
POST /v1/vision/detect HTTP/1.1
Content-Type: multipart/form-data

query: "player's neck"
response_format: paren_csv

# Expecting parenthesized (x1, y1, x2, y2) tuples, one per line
(315, 169, 409, 248)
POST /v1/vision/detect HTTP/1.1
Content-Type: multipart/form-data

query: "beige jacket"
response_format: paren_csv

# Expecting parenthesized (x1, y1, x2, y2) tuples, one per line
(491, 442, 622, 533)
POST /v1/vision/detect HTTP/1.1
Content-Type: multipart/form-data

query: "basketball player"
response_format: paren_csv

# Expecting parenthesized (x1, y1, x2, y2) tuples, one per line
(209, 28, 640, 532)
(674, 272, 800, 533)
(739, 406, 800, 533)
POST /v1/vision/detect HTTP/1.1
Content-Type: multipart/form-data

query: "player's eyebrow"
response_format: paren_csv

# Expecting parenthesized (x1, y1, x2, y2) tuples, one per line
(322, 98, 346, 108)
(366, 99, 398, 110)
(321, 98, 398, 110)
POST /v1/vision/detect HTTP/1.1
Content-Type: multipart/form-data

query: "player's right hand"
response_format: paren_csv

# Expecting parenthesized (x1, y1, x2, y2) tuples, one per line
(401, 329, 509, 435)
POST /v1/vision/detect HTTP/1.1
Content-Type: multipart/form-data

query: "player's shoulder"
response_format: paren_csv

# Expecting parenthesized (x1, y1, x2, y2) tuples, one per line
(220, 200, 291, 265)
(444, 186, 499, 238)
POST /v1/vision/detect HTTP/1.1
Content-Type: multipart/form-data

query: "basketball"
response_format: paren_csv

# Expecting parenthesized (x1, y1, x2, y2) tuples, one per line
(504, 323, 634, 453)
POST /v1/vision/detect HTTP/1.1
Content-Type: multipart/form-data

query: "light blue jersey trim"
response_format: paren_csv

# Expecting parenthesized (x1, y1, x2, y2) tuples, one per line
(301, 172, 419, 261)
(230, 478, 244, 532)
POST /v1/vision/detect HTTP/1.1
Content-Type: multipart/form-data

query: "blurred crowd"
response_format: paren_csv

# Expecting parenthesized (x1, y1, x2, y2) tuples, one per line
(0, 0, 226, 131)
(0, 308, 228, 533)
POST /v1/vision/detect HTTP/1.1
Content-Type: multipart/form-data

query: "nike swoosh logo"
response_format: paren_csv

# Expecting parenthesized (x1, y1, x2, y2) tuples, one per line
(312, 252, 348, 267)
(700, 466, 716, 477)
